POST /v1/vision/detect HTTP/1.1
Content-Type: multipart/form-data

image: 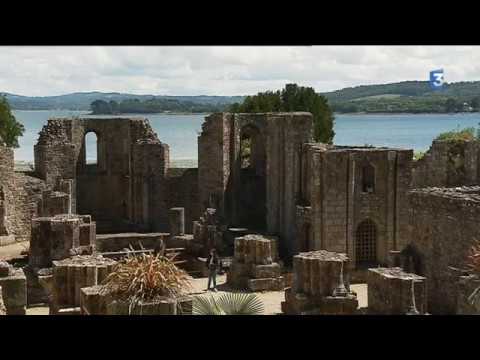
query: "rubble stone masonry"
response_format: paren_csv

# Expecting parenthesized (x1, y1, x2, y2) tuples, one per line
(408, 186, 480, 314)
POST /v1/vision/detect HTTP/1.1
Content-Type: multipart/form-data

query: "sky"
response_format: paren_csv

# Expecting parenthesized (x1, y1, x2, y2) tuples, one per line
(1, 46, 479, 97)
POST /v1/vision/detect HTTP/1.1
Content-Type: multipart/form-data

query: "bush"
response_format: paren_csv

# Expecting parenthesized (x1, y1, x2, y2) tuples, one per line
(435, 127, 476, 142)
(413, 151, 426, 161)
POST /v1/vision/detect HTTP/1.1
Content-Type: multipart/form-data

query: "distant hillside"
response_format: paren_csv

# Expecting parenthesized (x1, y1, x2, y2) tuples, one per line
(321, 81, 480, 113)
(0, 91, 246, 111)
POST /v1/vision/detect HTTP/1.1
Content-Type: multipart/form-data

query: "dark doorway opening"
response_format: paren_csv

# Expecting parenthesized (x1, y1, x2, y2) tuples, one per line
(237, 125, 266, 231)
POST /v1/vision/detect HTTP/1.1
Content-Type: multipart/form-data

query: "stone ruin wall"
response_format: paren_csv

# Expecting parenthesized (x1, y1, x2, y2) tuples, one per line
(0, 145, 16, 240)
(408, 186, 480, 314)
(198, 112, 313, 259)
(1, 144, 66, 244)
(412, 140, 480, 188)
(298, 144, 413, 268)
(34, 118, 177, 233)
(165, 168, 199, 234)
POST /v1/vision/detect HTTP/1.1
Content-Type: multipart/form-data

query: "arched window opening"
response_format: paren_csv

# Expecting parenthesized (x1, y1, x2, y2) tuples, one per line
(85, 132, 98, 165)
(240, 133, 252, 169)
(355, 219, 377, 267)
(362, 163, 375, 193)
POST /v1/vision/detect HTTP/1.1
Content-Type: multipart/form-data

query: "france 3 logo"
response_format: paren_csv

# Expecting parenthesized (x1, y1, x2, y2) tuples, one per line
(429, 69, 445, 90)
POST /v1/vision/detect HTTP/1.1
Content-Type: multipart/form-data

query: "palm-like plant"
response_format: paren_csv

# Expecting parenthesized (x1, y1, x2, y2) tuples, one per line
(193, 292, 264, 315)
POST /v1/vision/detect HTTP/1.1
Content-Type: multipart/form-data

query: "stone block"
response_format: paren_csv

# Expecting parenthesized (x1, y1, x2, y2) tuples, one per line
(168, 207, 185, 236)
(367, 267, 427, 315)
(0, 268, 27, 315)
(0, 261, 10, 277)
(167, 234, 193, 249)
(252, 263, 281, 279)
(0, 286, 6, 315)
(106, 298, 178, 315)
(80, 285, 107, 315)
(247, 277, 283, 292)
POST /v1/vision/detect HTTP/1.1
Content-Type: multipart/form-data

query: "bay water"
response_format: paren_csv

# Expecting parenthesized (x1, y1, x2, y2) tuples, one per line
(12, 110, 480, 166)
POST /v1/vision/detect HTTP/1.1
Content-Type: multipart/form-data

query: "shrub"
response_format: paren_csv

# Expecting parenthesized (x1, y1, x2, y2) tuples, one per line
(101, 252, 191, 308)
(435, 127, 476, 142)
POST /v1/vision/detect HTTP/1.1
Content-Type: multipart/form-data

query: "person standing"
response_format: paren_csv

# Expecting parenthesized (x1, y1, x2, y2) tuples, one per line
(206, 248, 219, 291)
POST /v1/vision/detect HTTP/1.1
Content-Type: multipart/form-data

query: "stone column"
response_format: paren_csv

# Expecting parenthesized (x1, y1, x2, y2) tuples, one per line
(168, 207, 185, 237)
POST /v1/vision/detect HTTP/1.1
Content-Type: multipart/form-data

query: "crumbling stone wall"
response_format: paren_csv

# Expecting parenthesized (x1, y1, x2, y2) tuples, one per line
(408, 186, 480, 314)
(198, 112, 313, 258)
(412, 140, 480, 188)
(1, 144, 63, 244)
(298, 144, 412, 270)
(34, 118, 171, 233)
(166, 168, 199, 234)
(0, 145, 16, 240)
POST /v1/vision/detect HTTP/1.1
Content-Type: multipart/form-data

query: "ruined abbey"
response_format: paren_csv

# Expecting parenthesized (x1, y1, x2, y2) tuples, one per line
(1, 112, 480, 315)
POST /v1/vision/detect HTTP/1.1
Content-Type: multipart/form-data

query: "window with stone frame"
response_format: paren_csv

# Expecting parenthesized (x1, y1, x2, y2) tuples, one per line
(362, 163, 375, 193)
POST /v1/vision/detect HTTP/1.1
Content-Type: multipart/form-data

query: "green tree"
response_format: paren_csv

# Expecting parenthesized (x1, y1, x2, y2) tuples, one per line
(471, 97, 480, 112)
(229, 84, 335, 143)
(0, 96, 24, 148)
(445, 98, 459, 113)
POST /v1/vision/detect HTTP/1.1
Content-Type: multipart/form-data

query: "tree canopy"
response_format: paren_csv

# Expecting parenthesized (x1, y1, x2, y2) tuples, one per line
(0, 96, 24, 148)
(229, 83, 335, 143)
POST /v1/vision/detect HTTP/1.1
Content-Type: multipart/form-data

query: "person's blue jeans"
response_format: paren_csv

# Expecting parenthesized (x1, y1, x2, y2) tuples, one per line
(208, 268, 217, 289)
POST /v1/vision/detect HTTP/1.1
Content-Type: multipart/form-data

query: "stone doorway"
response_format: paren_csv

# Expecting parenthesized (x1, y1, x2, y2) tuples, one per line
(355, 219, 377, 268)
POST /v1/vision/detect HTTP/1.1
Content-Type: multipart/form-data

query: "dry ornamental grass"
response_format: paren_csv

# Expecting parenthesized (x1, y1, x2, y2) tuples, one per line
(101, 252, 192, 306)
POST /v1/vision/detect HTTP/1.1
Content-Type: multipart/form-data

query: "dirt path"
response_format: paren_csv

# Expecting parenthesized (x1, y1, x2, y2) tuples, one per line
(0, 241, 28, 261)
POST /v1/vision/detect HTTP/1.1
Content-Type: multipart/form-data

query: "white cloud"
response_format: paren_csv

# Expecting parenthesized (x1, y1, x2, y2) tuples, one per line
(0, 46, 479, 96)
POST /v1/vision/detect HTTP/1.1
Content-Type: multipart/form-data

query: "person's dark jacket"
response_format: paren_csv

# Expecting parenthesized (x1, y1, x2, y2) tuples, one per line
(206, 253, 220, 270)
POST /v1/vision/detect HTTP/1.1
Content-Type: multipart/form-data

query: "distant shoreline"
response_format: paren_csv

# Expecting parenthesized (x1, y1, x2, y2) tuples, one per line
(13, 109, 480, 116)
(335, 111, 480, 116)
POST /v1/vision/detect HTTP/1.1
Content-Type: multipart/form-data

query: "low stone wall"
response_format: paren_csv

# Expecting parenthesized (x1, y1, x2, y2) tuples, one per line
(46, 255, 117, 314)
(96, 233, 168, 253)
(227, 234, 284, 292)
(0, 261, 27, 315)
(282, 250, 358, 315)
(367, 267, 427, 314)
(80, 285, 193, 315)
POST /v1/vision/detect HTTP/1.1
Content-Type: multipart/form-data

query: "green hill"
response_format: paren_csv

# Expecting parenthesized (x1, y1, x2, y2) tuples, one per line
(321, 81, 480, 113)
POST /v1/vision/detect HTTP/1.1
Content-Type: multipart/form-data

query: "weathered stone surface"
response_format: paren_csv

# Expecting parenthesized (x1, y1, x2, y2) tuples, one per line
(456, 274, 480, 315)
(198, 113, 313, 258)
(30, 214, 95, 268)
(49, 255, 116, 313)
(283, 250, 358, 315)
(0, 268, 27, 315)
(228, 234, 284, 291)
(168, 207, 185, 236)
(247, 277, 284, 292)
(0, 286, 6, 315)
(367, 267, 427, 315)
(412, 140, 480, 188)
(0, 261, 10, 277)
(408, 186, 480, 314)
(297, 144, 412, 271)
(95, 232, 168, 253)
